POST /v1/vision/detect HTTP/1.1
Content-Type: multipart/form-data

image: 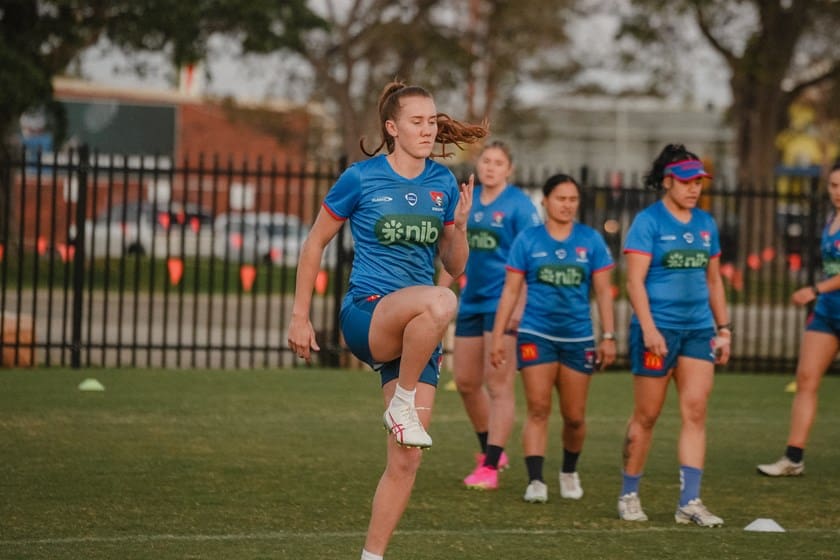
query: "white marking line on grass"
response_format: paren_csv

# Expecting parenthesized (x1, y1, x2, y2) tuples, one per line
(4, 526, 839, 546)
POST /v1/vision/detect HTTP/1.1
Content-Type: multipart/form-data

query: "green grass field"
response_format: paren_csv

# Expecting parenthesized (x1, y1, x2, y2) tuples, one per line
(1, 368, 839, 560)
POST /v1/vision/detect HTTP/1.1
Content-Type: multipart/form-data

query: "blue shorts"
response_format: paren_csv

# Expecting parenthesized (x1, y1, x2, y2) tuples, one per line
(455, 311, 517, 337)
(805, 312, 840, 338)
(629, 324, 716, 377)
(516, 332, 596, 374)
(340, 294, 441, 387)
(455, 311, 495, 337)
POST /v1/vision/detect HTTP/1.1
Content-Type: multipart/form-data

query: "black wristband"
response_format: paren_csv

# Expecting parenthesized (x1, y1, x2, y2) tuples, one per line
(812, 284, 821, 296)
(716, 323, 733, 333)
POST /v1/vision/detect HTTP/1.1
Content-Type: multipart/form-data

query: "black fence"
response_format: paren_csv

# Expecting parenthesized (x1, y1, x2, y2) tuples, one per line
(0, 147, 831, 373)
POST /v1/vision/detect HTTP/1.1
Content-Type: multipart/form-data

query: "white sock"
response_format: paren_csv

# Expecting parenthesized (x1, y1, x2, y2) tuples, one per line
(392, 383, 416, 407)
(361, 550, 383, 560)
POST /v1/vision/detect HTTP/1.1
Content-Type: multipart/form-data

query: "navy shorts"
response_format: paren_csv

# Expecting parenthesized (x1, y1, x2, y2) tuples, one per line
(629, 323, 716, 377)
(340, 294, 441, 387)
(805, 311, 840, 338)
(516, 332, 597, 374)
(455, 311, 518, 337)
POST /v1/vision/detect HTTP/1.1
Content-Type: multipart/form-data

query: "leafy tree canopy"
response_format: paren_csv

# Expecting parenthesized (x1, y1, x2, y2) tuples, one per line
(614, 0, 840, 186)
(0, 0, 325, 148)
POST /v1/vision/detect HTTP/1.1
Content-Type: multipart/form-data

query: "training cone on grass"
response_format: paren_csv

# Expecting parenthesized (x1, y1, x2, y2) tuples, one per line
(78, 378, 105, 392)
(744, 518, 785, 532)
(240, 264, 257, 292)
(315, 269, 329, 295)
(785, 381, 797, 393)
(167, 258, 184, 286)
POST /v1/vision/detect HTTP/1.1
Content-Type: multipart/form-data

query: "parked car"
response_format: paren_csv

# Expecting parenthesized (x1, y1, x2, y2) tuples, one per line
(84, 201, 214, 258)
(213, 212, 309, 267)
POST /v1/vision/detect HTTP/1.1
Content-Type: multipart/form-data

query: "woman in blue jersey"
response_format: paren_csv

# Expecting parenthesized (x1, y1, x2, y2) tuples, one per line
(617, 144, 731, 527)
(489, 173, 616, 503)
(439, 141, 541, 491)
(758, 162, 840, 477)
(287, 81, 487, 560)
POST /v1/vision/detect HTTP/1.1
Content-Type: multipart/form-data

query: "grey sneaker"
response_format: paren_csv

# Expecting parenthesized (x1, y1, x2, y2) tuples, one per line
(559, 471, 583, 499)
(757, 456, 804, 477)
(523, 480, 548, 503)
(617, 492, 648, 521)
(675, 498, 724, 527)
(383, 399, 432, 449)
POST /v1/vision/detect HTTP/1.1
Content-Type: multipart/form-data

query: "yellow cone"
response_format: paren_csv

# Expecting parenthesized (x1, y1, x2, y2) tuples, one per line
(784, 381, 797, 393)
(78, 378, 105, 392)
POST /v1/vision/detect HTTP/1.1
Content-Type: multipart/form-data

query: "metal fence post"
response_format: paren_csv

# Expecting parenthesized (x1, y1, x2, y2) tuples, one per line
(327, 155, 349, 367)
(70, 146, 89, 368)
(804, 174, 821, 290)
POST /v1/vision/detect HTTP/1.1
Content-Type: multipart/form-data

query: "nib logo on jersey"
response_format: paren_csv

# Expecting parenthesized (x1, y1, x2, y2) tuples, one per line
(375, 215, 443, 245)
(537, 264, 584, 287)
(467, 229, 500, 251)
(663, 250, 709, 269)
(823, 258, 840, 276)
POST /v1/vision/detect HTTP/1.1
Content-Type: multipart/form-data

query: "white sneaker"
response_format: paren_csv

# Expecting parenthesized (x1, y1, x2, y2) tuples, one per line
(559, 471, 583, 500)
(617, 492, 648, 522)
(523, 480, 548, 503)
(757, 456, 804, 477)
(675, 498, 724, 527)
(383, 400, 432, 449)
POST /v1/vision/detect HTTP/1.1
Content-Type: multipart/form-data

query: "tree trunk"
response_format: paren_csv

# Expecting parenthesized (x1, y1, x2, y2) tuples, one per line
(731, 82, 786, 190)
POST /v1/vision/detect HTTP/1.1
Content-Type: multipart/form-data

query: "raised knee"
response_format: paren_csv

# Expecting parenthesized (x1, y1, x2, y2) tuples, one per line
(428, 287, 458, 324)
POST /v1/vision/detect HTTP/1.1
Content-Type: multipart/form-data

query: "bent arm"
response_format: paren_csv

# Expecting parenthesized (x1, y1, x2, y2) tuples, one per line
(439, 223, 469, 277)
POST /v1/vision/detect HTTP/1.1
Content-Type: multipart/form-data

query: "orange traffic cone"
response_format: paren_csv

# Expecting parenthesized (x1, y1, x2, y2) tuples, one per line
(315, 269, 328, 295)
(167, 257, 184, 285)
(240, 264, 257, 292)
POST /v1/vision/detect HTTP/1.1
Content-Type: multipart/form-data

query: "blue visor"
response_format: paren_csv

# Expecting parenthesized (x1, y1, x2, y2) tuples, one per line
(664, 159, 712, 181)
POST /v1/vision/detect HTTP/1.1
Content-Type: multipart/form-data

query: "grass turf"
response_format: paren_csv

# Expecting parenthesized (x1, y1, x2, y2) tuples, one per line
(1, 368, 838, 559)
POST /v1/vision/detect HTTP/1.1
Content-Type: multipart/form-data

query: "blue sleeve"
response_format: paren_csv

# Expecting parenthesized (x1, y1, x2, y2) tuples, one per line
(709, 217, 721, 258)
(514, 194, 542, 233)
(591, 231, 615, 271)
(323, 165, 362, 219)
(507, 231, 529, 272)
(624, 212, 655, 255)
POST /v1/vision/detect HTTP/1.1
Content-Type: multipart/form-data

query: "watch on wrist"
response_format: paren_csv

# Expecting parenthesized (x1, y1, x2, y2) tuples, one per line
(601, 331, 616, 341)
(716, 323, 733, 334)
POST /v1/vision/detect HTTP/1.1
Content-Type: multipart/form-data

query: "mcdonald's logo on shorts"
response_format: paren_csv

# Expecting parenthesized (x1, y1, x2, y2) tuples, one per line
(643, 351, 664, 370)
(519, 343, 539, 362)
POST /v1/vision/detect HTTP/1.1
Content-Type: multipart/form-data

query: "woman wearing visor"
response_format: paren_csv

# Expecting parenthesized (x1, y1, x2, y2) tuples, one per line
(617, 144, 731, 527)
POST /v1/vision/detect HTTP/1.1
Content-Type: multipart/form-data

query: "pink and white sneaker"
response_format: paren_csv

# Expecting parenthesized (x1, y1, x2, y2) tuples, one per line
(464, 465, 499, 490)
